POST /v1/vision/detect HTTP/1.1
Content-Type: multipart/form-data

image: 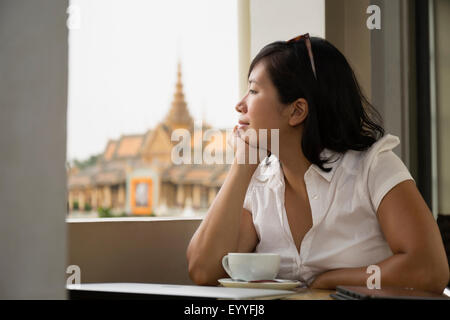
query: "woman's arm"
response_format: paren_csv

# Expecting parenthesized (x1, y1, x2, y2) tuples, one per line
(186, 125, 267, 286)
(186, 159, 259, 286)
(310, 180, 449, 294)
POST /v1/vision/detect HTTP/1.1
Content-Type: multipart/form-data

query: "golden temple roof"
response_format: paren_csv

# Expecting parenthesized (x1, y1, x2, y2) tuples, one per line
(163, 61, 194, 130)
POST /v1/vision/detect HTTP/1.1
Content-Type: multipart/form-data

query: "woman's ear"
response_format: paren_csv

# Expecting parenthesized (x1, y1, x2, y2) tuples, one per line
(288, 98, 308, 126)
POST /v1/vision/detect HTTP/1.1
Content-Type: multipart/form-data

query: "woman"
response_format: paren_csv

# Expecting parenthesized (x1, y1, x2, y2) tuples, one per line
(186, 34, 449, 293)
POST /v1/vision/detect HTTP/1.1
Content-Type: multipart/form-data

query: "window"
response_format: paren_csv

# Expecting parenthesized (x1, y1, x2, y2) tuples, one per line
(67, 0, 238, 219)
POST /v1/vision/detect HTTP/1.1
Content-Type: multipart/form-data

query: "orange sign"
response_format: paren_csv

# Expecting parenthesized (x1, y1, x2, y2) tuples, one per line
(130, 178, 153, 215)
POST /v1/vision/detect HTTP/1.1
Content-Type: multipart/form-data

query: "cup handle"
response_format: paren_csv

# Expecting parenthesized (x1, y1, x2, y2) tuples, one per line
(221, 255, 232, 278)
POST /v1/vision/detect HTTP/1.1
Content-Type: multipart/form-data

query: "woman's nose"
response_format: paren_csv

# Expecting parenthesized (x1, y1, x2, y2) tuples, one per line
(235, 99, 246, 113)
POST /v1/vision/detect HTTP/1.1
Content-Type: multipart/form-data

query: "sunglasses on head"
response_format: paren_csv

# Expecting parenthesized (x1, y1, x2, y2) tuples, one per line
(286, 33, 317, 80)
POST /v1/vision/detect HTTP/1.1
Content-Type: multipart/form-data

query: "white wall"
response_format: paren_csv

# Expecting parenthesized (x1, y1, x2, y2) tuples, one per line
(0, 0, 68, 298)
(249, 0, 325, 59)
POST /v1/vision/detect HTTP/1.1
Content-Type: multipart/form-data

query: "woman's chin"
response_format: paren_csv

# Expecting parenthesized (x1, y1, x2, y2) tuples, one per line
(237, 124, 249, 131)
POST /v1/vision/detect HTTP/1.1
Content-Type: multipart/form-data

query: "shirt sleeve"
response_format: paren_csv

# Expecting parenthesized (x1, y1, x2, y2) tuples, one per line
(367, 135, 415, 213)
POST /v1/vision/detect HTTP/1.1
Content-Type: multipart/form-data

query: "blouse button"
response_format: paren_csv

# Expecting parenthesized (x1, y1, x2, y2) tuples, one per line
(312, 194, 319, 200)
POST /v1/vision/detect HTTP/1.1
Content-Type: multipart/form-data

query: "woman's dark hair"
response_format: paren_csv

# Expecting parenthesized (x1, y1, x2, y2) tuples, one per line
(248, 36, 384, 172)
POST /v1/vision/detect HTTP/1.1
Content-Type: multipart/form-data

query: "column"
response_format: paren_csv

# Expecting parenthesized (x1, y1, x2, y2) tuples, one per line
(176, 184, 184, 207)
(78, 190, 85, 211)
(192, 184, 201, 208)
(208, 187, 218, 207)
(91, 188, 98, 209)
(103, 186, 112, 208)
(68, 191, 74, 211)
(118, 184, 125, 208)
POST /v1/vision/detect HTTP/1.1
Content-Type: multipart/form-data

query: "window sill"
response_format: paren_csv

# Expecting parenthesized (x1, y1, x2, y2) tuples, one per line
(66, 216, 204, 223)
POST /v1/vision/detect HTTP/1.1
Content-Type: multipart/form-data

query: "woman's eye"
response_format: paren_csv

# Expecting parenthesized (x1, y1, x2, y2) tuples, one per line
(249, 89, 257, 94)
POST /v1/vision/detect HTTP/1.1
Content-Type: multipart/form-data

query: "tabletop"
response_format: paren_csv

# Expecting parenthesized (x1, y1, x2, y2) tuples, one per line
(68, 282, 449, 300)
(67, 282, 336, 300)
(279, 288, 335, 300)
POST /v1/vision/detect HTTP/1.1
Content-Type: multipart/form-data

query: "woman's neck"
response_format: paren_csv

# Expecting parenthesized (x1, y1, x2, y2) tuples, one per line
(277, 140, 312, 195)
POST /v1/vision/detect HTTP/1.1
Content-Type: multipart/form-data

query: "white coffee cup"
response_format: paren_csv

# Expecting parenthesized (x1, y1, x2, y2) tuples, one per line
(221, 253, 280, 281)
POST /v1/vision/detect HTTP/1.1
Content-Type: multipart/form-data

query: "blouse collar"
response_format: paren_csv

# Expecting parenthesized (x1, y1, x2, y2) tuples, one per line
(254, 149, 343, 186)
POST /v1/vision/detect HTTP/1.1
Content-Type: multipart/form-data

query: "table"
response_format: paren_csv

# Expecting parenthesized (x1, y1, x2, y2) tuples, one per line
(67, 283, 336, 300)
(280, 288, 335, 300)
(68, 283, 450, 300)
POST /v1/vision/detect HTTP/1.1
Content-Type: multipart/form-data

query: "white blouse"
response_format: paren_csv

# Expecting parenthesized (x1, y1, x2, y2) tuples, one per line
(243, 134, 414, 286)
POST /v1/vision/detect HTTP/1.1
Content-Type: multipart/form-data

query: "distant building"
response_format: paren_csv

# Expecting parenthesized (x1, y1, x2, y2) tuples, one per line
(67, 61, 231, 217)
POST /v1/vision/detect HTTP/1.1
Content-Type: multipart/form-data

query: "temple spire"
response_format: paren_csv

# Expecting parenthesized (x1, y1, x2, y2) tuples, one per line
(163, 60, 193, 130)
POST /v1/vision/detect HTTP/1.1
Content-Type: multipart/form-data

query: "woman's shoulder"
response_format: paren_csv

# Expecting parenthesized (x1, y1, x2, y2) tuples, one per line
(361, 134, 402, 169)
(341, 134, 401, 170)
(365, 133, 400, 156)
(340, 133, 413, 186)
(337, 134, 413, 211)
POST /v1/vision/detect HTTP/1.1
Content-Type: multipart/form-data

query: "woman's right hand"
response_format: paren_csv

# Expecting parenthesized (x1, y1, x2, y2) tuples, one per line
(227, 125, 269, 166)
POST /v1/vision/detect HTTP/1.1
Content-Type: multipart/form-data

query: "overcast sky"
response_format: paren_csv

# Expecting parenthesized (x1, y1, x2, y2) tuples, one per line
(67, 0, 239, 161)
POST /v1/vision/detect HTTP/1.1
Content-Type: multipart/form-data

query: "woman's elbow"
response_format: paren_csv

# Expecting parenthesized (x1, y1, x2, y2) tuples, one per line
(187, 254, 219, 286)
(188, 263, 218, 286)
(430, 264, 449, 294)
(416, 259, 449, 294)
(429, 252, 449, 294)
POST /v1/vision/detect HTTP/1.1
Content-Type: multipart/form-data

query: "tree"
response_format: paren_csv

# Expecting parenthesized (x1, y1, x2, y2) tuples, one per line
(72, 154, 101, 170)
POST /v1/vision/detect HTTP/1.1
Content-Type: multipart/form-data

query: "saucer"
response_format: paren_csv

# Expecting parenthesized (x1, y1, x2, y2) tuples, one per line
(218, 278, 302, 290)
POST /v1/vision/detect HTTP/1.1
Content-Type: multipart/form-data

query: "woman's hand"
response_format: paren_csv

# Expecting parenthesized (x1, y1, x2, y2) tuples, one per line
(227, 125, 269, 165)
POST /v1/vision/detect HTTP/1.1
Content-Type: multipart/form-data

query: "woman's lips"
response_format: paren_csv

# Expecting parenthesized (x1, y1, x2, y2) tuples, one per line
(238, 123, 249, 130)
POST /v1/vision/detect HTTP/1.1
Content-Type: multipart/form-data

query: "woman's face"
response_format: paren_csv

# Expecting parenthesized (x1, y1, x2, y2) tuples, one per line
(235, 61, 286, 150)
